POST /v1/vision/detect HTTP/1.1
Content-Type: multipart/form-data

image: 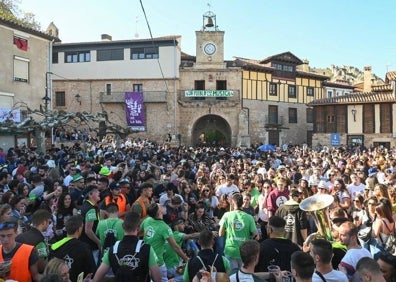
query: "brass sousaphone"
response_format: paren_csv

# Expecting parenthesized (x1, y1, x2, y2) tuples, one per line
(299, 194, 334, 241)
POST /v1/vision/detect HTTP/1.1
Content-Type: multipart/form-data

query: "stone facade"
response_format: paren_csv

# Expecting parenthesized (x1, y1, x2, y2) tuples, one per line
(0, 17, 58, 151)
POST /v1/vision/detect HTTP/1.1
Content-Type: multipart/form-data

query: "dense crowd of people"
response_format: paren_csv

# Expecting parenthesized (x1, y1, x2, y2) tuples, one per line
(0, 137, 395, 282)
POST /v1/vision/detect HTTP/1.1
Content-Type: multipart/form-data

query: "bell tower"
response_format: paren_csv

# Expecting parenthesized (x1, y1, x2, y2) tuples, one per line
(195, 7, 225, 68)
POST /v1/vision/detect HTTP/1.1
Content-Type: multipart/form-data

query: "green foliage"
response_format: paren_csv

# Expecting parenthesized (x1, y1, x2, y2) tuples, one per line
(0, 0, 41, 30)
(204, 129, 226, 145)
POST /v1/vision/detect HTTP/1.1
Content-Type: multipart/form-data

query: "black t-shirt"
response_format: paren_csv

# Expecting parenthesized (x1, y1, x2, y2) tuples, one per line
(109, 235, 151, 282)
(187, 249, 226, 282)
(255, 238, 301, 272)
(15, 227, 45, 253)
(50, 238, 96, 282)
(79, 200, 99, 250)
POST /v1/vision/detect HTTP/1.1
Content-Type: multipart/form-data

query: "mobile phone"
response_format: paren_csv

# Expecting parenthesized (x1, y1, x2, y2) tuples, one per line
(77, 272, 84, 282)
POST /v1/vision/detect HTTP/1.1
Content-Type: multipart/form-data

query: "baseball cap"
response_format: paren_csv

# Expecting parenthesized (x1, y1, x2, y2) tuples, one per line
(119, 178, 130, 184)
(109, 182, 121, 190)
(99, 167, 111, 176)
(72, 174, 84, 183)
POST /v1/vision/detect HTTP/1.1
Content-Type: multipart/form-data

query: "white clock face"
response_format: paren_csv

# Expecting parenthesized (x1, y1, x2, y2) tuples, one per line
(203, 42, 216, 55)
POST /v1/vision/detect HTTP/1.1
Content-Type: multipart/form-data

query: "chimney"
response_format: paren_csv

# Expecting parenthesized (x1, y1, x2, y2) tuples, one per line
(101, 34, 112, 41)
(302, 59, 310, 72)
(363, 66, 372, 93)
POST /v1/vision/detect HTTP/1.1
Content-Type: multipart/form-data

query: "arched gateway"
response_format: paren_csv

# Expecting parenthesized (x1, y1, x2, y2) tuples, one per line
(191, 114, 232, 146)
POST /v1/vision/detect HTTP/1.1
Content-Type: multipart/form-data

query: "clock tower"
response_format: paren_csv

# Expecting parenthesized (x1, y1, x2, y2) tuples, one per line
(195, 9, 226, 68)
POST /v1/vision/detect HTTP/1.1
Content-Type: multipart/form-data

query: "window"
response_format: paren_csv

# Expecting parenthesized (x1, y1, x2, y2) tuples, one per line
(327, 115, 335, 123)
(55, 91, 65, 107)
(52, 52, 58, 64)
(289, 108, 297, 123)
(216, 80, 227, 100)
(268, 105, 278, 124)
(106, 84, 112, 95)
(272, 63, 293, 72)
(13, 36, 28, 51)
(269, 83, 277, 96)
(65, 51, 90, 63)
(336, 91, 342, 96)
(306, 108, 313, 123)
(130, 46, 159, 60)
(282, 65, 293, 72)
(327, 90, 333, 98)
(145, 47, 159, 59)
(97, 49, 124, 61)
(272, 63, 282, 70)
(288, 85, 296, 98)
(195, 80, 205, 90)
(194, 80, 205, 100)
(306, 87, 314, 96)
(14, 56, 29, 82)
(133, 84, 143, 92)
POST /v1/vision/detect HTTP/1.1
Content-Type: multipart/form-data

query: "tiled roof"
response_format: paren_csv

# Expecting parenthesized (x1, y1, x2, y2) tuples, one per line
(307, 92, 396, 106)
(322, 81, 354, 89)
(371, 84, 392, 92)
(0, 16, 59, 42)
(296, 70, 329, 80)
(232, 57, 274, 71)
(386, 71, 396, 81)
(259, 51, 303, 65)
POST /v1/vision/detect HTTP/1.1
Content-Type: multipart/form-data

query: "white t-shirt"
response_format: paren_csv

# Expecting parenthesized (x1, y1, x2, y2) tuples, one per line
(312, 269, 348, 282)
(216, 184, 239, 197)
(339, 248, 372, 282)
(347, 183, 365, 198)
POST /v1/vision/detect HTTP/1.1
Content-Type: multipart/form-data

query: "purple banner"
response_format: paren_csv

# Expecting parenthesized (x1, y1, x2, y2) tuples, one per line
(125, 92, 145, 130)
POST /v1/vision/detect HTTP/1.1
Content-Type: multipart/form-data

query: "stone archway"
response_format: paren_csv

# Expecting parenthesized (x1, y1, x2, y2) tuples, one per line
(191, 114, 232, 146)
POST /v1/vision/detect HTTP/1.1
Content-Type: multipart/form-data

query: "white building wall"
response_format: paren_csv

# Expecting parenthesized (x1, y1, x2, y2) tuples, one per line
(52, 45, 180, 80)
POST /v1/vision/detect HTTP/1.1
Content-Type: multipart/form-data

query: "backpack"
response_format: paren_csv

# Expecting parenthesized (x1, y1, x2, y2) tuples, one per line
(103, 220, 117, 252)
(110, 240, 148, 282)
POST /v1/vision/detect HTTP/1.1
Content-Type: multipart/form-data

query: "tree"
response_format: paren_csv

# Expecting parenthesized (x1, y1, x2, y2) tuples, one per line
(0, 0, 41, 30)
(0, 102, 134, 153)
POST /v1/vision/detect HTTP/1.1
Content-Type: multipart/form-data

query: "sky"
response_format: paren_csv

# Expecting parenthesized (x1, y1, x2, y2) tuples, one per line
(19, 0, 395, 77)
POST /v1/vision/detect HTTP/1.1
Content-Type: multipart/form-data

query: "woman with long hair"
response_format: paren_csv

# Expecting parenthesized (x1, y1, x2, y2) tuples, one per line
(198, 184, 218, 218)
(332, 178, 351, 213)
(372, 198, 395, 256)
(0, 203, 12, 222)
(373, 183, 391, 201)
(43, 258, 71, 282)
(54, 192, 78, 241)
(356, 196, 378, 253)
(179, 180, 198, 212)
(16, 182, 30, 199)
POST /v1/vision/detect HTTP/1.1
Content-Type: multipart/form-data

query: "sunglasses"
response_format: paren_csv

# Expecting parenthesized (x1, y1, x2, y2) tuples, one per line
(0, 222, 16, 231)
(203, 190, 210, 192)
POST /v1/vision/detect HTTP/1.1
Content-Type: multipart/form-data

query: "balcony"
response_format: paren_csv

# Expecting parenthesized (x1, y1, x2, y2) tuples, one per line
(264, 115, 284, 129)
(99, 91, 167, 103)
(178, 89, 240, 107)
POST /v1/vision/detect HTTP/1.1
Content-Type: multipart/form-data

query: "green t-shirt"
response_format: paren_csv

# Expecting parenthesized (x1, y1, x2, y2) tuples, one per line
(101, 244, 158, 268)
(85, 208, 98, 222)
(220, 210, 257, 259)
(164, 230, 185, 268)
(250, 188, 261, 208)
(140, 216, 173, 265)
(36, 241, 48, 259)
(95, 217, 125, 247)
